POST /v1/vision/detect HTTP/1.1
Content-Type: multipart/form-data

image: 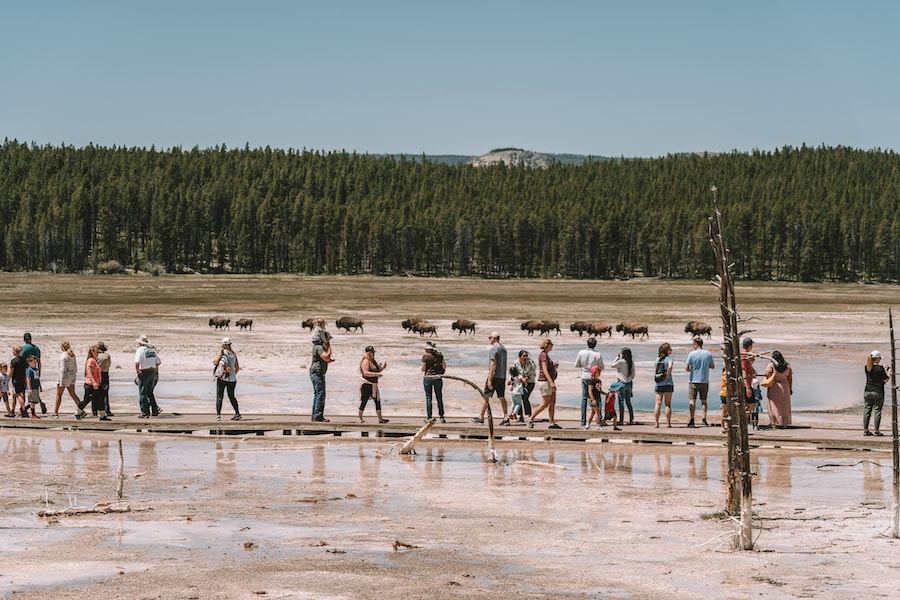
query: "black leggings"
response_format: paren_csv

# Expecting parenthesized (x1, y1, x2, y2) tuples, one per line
(359, 382, 381, 411)
(216, 379, 240, 416)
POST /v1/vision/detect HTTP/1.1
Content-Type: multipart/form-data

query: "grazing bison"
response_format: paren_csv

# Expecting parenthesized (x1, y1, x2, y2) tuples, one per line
(570, 321, 592, 336)
(236, 318, 253, 331)
(587, 323, 613, 337)
(301, 318, 315, 331)
(451, 319, 476, 335)
(521, 320, 542, 335)
(412, 321, 437, 337)
(335, 316, 364, 333)
(616, 322, 649, 340)
(401, 317, 423, 332)
(685, 320, 713, 339)
(208, 316, 230, 330)
(539, 320, 561, 336)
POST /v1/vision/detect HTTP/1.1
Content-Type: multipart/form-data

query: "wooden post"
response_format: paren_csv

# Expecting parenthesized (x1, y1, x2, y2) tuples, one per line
(890, 309, 898, 538)
(708, 187, 753, 549)
(117, 439, 125, 501)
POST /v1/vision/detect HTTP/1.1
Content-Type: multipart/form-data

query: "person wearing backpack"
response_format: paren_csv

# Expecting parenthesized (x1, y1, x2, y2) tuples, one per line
(421, 341, 446, 423)
(653, 342, 675, 428)
(213, 337, 241, 421)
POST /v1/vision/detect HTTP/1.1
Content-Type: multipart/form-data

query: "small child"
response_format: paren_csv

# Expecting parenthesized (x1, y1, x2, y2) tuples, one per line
(0, 362, 10, 417)
(25, 356, 44, 418)
(605, 381, 623, 431)
(586, 365, 604, 429)
(507, 366, 524, 421)
(719, 367, 728, 434)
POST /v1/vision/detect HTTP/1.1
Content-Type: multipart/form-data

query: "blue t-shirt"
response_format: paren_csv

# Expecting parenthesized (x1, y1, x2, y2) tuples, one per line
(685, 349, 714, 384)
(655, 356, 674, 387)
(26, 366, 40, 390)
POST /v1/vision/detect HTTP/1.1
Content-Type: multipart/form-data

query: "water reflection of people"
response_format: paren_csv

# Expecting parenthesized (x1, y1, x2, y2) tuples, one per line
(763, 454, 792, 492)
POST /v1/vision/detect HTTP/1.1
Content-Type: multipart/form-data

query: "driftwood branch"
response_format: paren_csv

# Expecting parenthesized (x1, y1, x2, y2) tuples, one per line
(441, 374, 497, 462)
(398, 420, 435, 455)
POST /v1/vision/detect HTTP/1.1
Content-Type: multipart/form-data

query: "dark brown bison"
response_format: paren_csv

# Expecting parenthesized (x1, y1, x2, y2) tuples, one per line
(616, 322, 649, 339)
(236, 318, 253, 331)
(451, 319, 476, 335)
(208, 316, 230, 330)
(401, 317, 423, 332)
(539, 320, 561, 336)
(570, 321, 591, 336)
(521, 320, 542, 335)
(685, 321, 713, 339)
(335, 316, 364, 333)
(587, 323, 613, 337)
(412, 321, 437, 337)
(301, 318, 315, 331)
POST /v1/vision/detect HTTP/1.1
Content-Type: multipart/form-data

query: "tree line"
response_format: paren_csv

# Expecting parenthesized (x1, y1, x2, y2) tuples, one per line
(1, 140, 898, 282)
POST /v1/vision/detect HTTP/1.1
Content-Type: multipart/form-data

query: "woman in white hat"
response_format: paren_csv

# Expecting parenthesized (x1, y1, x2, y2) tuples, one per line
(863, 350, 890, 436)
(213, 337, 241, 421)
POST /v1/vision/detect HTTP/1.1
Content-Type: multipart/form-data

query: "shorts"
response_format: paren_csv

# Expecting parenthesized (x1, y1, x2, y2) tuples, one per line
(688, 382, 709, 402)
(719, 395, 727, 406)
(483, 378, 506, 398)
(537, 380, 554, 396)
(13, 381, 26, 395)
(28, 390, 41, 405)
(655, 384, 674, 394)
(58, 373, 76, 387)
(604, 410, 617, 420)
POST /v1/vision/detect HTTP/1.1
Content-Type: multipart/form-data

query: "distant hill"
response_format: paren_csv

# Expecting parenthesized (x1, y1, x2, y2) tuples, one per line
(388, 149, 610, 167)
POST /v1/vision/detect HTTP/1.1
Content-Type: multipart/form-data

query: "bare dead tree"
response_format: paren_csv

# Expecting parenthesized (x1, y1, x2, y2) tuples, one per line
(890, 309, 898, 538)
(708, 186, 753, 550)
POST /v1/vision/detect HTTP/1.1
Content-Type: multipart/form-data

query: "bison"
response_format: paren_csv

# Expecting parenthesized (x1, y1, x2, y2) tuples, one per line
(539, 320, 561, 336)
(616, 322, 649, 339)
(335, 316, 364, 333)
(208, 316, 230, 330)
(570, 321, 591, 336)
(412, 321, 437, 337)
(401, 317, 423, 332)
(236, 318, 253, 331)
(451, 319, 476, 335)
(587, 323, 613, 337)
(301, 318, 315, 331)
(685, 320, 713, 339)
(521, 320, 542, 335)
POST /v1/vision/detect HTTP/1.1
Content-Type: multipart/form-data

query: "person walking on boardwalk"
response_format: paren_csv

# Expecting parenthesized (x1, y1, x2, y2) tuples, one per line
(358, 345, 388, 424)
(611, 347, 635, 425)
(653, 342, 675, 428)
(309, 319, 333, 422)
(529, 339, 560, 429)
(213, 337, 242, 421)
(76, 345, 109, 420)
(134, 334, 162, 418)
(574, 337, 604, 427)
(863, 350, 890, 436)
(97, 341, 113, 416)
(53, 340, 80, 418)
(9, 346, 28, 417)
(20, 333, 41, 378)
(471, 331, 508, 426)
(684, 337, 714, 427)
(421, 341, 446, 423)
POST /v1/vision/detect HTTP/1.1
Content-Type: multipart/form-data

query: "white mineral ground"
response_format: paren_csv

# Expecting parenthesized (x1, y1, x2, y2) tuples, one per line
(1, 274, 899, 599)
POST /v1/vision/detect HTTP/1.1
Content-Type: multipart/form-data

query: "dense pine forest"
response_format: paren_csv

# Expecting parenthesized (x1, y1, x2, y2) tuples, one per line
(1, 140, 898, 281)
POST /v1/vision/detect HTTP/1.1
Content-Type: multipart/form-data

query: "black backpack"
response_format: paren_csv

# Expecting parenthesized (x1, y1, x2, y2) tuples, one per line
(654, 358, 667, 383)
(432, 351, 446, 375)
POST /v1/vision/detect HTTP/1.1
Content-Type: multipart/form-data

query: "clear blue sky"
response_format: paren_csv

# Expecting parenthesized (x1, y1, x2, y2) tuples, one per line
(3, 1, 897, 157)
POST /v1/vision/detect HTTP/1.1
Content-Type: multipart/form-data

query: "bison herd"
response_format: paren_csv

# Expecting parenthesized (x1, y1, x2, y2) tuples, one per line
(215, 314, 715, 341)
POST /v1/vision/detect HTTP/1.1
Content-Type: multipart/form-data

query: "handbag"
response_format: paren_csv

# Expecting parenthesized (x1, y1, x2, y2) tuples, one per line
(760, 372, 776, 388)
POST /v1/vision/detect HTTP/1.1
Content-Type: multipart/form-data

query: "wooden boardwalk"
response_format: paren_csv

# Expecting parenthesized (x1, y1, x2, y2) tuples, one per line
(0, 412, 894, 452)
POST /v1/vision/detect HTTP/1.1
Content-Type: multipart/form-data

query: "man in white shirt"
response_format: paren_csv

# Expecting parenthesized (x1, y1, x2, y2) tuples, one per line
(134, 334, 162, 418)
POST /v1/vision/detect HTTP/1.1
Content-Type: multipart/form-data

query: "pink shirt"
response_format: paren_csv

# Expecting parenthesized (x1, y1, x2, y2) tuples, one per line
(85, 357, 101, 388)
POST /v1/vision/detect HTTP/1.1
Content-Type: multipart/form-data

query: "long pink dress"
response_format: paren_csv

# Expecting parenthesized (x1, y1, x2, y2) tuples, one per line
(764, 364, 793, 427)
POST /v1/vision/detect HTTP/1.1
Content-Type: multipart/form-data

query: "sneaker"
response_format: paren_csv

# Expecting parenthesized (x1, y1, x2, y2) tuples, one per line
(73, 413, 83, 420)
(548, 423, 562, 430)
(378, 418, 389, 423)
(106, 411, 115, 417)
(231, 414, 242, 421)
(4, 412, 13, 418)
(687, 419, 696, 428)
(216, 415, 221, 421)
(596, 425, 604, 431)
(99, 416, 111, 421)
(138, 414, 150, 419)
(151, 409, 162, 417)
(312, 418, 330, 423)
(51, 413, 59, 418)
(40, 402, 47, 414)
(499, 419, 510, 426)
(470, 417, 484, 424)
(528, 420, 535, 428)
(30, 413, 40, 419)
(584, 425, 591, 430)
(702, 419, 709, 427)
(439, 417, 446, 423)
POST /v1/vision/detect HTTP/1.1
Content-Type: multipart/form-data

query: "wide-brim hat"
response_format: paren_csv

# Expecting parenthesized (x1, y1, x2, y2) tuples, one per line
(136, 335, 150, 345)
